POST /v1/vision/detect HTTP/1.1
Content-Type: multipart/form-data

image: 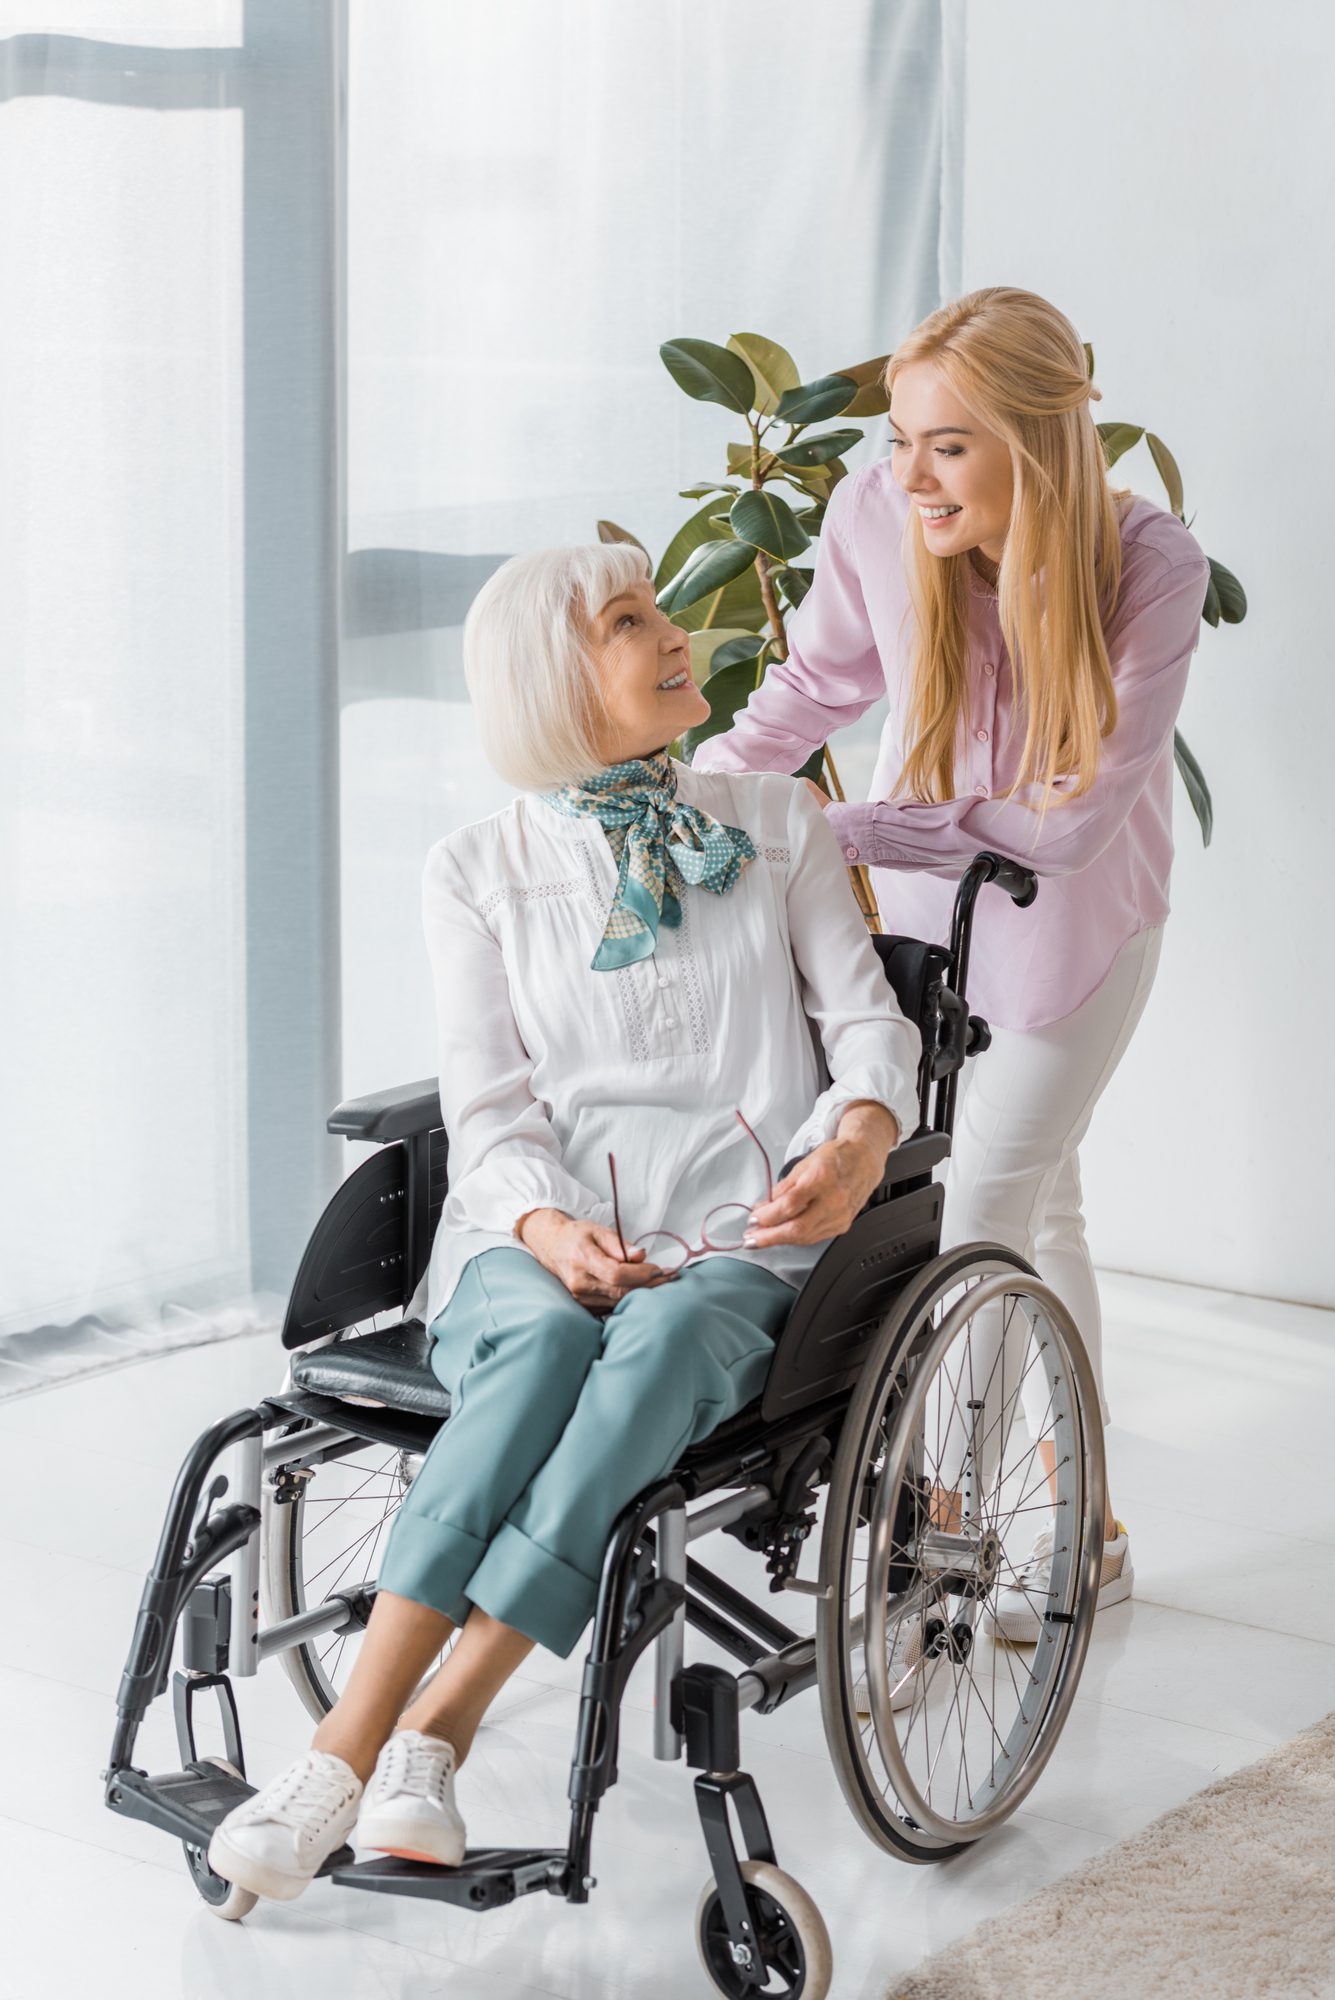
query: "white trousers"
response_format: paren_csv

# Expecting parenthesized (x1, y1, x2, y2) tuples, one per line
(936, 921, 1165, 1450)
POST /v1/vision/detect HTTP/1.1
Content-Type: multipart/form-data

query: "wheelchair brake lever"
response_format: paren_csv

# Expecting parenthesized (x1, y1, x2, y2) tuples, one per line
(184, 1474, 228, 1559)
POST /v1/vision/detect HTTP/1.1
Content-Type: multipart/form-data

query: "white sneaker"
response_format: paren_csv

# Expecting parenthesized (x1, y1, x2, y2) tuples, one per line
(853, 1609, 944, 1715)
(356, 1728, 467, 1866)
(207, 1748, 362, 1902)
(984, 1519, 1134, 1645)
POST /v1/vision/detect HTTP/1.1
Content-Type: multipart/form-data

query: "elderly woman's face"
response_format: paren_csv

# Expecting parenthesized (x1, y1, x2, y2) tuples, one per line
(586, 578, 709, 764)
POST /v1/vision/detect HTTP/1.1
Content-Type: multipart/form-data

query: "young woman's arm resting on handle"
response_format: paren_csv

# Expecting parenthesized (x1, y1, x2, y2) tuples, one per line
(823, 552, 1212, 880)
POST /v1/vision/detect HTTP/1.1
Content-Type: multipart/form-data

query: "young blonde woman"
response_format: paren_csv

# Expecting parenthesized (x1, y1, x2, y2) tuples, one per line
(207, 544, 922, 1904)
(695, 285, 1212, 1641)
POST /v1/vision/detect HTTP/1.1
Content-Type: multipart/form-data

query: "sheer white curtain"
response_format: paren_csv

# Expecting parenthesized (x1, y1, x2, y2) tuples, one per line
(341, 0, 964, 1107)
(0, 4, 340, 1390)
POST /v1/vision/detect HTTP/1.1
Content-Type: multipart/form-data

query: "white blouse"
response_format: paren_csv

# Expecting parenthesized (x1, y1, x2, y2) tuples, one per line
(406, 763, 923, 1331)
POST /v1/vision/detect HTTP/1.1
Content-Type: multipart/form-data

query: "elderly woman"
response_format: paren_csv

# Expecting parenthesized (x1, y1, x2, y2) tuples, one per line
(209, 544, 921, 1904)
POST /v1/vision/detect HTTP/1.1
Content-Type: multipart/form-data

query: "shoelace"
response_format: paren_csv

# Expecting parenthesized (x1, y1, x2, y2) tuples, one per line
(250, 1756, 357, 1830)
(381, 1733, 455, 1808)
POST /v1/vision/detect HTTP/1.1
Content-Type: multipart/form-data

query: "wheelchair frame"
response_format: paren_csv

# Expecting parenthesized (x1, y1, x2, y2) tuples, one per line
(104, 849, 1080, 1987)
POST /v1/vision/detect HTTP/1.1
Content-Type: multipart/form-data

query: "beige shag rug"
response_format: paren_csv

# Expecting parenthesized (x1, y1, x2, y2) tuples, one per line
(890, 1712, 1335, 1999)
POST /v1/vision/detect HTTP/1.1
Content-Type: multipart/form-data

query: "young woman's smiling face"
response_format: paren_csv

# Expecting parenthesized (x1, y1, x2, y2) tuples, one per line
(587, 578, 709, 764)
(888, 360, 1015, 570)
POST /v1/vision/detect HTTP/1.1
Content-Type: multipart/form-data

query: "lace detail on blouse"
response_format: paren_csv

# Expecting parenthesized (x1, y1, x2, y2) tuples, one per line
(476, 879, 581, 925)
(572, 836, 651, 1064)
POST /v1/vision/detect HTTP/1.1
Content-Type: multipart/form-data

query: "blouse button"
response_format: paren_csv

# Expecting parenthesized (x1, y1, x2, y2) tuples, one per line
(983, 662, 996, 677)
(656, 972, 671, 988)
(974, 784, 989, 798)
(975, 727, 989, 743)
(843, 844, 858, 860)
(663, 1016, 677, 1030)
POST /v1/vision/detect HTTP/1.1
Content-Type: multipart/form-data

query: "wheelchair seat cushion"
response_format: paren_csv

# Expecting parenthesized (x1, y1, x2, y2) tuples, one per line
(290, 1320, 453, 1420)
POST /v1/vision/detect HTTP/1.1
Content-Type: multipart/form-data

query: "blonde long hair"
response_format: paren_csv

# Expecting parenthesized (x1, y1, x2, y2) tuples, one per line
(886, 287, 1132, 812)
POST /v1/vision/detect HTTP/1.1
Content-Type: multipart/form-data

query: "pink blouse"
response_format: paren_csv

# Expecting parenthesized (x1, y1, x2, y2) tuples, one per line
(692, 458, 1212, 1031)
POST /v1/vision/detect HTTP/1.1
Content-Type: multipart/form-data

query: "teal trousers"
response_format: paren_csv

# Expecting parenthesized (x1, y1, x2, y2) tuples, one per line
(376, 1247, 795, 1658)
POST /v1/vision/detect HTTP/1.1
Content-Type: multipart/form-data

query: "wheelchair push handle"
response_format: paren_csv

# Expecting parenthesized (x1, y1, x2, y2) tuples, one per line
(975, 851, 1038, 908)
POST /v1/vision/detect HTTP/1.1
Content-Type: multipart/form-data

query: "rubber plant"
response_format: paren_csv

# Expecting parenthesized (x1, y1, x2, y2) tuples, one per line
(597, 332, 1244, 930)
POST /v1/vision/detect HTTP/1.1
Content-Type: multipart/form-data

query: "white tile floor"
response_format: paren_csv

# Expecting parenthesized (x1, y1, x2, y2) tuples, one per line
(1, 1270, 1331, 2000)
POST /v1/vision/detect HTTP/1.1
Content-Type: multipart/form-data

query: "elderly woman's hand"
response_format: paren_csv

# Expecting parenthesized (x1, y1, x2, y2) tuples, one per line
(741, 1101, 901, 1250)
(515, 1208, 675, 1311)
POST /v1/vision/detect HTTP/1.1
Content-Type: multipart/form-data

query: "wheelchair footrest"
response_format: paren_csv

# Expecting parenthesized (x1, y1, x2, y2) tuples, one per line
(107, 1762, 253, 1845)
(106, 1764, 354, 1877)
(333, 1847, 567, 1910)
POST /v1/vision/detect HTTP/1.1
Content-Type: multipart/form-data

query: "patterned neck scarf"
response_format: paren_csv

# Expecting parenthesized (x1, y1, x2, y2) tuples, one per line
(545, 751, 757, 971)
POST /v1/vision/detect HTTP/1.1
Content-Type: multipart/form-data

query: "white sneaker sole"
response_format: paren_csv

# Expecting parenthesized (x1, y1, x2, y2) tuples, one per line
(356, 1806, 466, 1867)
(206, 1827, 337, 1903)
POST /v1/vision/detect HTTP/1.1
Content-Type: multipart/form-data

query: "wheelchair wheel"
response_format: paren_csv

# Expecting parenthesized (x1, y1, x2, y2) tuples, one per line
(263, 1434, 453, 1721)
(816, 1244, 1105, 1863)
(695, 1860, 832, 2000)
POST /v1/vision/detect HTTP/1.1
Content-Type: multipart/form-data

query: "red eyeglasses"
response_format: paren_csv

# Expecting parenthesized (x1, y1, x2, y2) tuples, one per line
(607, 1109, 775, 1276)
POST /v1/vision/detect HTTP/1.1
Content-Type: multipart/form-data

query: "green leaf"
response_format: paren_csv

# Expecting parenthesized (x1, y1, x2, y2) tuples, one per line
(687, 628, 762, 684)
(596, 519, 651, 558)
(1083, 341, 1095, 379)
(776, 456, 847, 500)
(658, 538, 759, 614)
(777, 428, 864, 467)
(1097, 421, 1144, 468)
(678, 481, 739, 500)
(793, 500, 827, 535)
(726, 332, 800, 416)
(655, 499, 733, 592)
(726, 441, 757, 481)
(1208, 556, 1247, 623)
(777, 566, 813, 610)
(775, 374, 859, 424)
(1200, 573, 1222, 628)
(831, 354, 891, 418)
(1144, 432, 1185, 519)
(680, 659, 766, 761)
(659, 338, 757, 414)
(1173, 729, 1213, 846)
(729, 490, 811, 560)
(707, 633, 769, 672)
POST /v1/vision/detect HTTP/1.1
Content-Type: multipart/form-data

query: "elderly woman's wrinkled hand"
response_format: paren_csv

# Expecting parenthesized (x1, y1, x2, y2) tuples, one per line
(516, 1209, 676, 1312)
(742, 1119, 898, 1250)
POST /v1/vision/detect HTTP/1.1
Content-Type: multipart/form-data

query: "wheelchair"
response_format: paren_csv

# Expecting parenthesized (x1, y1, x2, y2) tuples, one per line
(104, 850, 1106, 1999)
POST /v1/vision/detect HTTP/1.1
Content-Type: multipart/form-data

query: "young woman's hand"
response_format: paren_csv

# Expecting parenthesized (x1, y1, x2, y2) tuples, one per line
(514, 1209, 675, 1311)
(742, 1102, 900, 1249)
(801, 777, 833, 809)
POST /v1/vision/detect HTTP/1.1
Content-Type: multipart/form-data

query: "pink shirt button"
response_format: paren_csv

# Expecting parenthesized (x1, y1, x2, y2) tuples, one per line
(843, 844, 858, 860)
(974, 784, 989, 797)
(975, 727, 989, 743)
(983, 662, 996, 677)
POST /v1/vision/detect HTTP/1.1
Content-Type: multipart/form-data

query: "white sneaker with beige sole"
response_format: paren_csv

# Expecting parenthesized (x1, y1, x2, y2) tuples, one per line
(356, 1728, 467, 1866)
(983, 1519, 1133, 1646)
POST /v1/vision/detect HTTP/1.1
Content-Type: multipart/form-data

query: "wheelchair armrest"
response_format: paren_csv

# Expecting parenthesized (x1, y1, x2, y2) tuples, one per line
(327, 1077, 443, 1143)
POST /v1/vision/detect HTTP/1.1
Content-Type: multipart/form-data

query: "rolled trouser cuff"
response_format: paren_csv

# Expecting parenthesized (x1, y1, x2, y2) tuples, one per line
(463, 1519, 600, 1659)
(374, 1510, 487, 1628)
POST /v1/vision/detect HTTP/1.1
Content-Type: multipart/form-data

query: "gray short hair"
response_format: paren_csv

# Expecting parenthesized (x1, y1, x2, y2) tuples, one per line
(463, 542, 654, 791)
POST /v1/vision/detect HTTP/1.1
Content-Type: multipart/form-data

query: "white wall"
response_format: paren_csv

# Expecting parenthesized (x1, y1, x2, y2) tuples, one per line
(959, 1, 1334, 1305)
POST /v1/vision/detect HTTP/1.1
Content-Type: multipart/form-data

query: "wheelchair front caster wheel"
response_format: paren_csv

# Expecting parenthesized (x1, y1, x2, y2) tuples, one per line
(694, 1859, 832, 1999)
(182, 1760, 259, 1922)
